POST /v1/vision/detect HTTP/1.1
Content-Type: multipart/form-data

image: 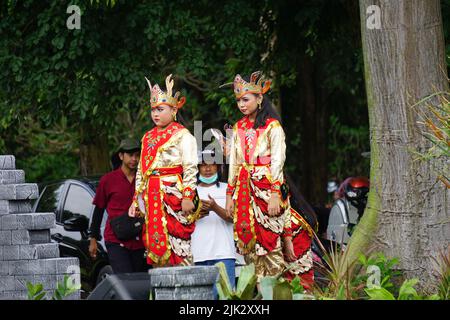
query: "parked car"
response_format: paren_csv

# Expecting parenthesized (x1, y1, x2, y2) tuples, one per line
(32, 177, 112, 297)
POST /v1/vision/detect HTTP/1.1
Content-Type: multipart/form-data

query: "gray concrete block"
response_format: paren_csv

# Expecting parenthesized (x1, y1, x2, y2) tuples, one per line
(44, 259, 57, 274)
(35, 243, 60, 259)
(43, 258, 80, 275)
(0, 215, 18, 230)
(0, 276, 16, 291)
(0, 261, 8, 275)
(17, 244, 59, 260)
(11, 229, 51, 245)
(0, 184, 38, 200)
(0, 200, 32, 215)
(8, 260, 42, 275)
(62, 290, 81, 300)
(56, 273, 81, 289)
(0, 290, 29, 300)
(2, 245, 19, 260)
(15, 214, 32, 230)
(149, 265, 219, 287)
(18, 245, 37, 260)
(32, 275, 59, 290)
(0, 170, 25, 185)
(11, 229, 30, 245)
(8, 259, 71, 276)
(0, 231, 11, 245)
(0, 246, 2, 260)
(32, 213, 56, 230)
(1, 213, 55, 230)
(0, 156, 15, 170)
(56, 257, 80, 274)
(153, 286, 214, 300)
(14, 275, 36, 291)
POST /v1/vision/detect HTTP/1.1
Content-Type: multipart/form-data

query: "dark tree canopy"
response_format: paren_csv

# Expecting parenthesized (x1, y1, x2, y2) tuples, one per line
(1, 0, 449, 205)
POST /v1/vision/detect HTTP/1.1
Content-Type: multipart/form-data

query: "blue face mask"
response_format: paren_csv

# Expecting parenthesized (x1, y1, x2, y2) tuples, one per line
(199, 173, 218, 184)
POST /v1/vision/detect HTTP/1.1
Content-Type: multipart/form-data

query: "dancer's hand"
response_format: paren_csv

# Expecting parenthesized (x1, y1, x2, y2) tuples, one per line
(268, 193, 281, 216)
(128, 205, 136, 217)
(225, 195, 235, 219)
(283, 237, 296, 262)
(182, 199, 195, 216)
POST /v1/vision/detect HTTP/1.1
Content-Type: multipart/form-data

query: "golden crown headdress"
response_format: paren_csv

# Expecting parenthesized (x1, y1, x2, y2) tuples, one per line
(233, 71, 271, 99)
(145, 74, 186, 109)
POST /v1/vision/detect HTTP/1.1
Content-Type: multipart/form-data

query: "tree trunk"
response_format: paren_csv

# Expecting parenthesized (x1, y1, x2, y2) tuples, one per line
(79, 124, 111, 176)
(297, 56, 329, 206)
(348, 0, 450, 292)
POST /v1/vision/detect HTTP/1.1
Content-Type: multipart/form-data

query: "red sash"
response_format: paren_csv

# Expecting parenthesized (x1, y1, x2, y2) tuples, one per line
(143, 166, 183, 264)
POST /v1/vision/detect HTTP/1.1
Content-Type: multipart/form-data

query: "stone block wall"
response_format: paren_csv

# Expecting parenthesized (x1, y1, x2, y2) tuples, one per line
(149, 265, 218, 300)
(0, 155, 80, 300)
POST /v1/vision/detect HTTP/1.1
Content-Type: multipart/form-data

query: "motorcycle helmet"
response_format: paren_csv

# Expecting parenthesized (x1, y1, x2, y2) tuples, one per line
(344, 176, 370, 209)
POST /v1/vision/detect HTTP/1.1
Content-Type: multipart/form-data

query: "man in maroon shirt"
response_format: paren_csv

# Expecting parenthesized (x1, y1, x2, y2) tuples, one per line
(88, 138, 147, 274)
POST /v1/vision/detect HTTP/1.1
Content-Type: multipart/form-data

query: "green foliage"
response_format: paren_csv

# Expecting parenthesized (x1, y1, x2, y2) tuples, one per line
(272, 280, 293, 300)
(26, 275, 81, 300)
(312, 239, 363, 300)
(216, 249, 447, 300)
(411, 90, 450, 189)
(290, 276, 305, 294)
(216, 262, 258, 300)
(259, 274, 316, 300)
(1, 0, 447, 189)
(26, 282, 46, 300)
(436, 249, 450, 300)
(217, 262, 315, 300)
(365, 278, 441, 300)
(364, 286, 395, 300)
(312, 236, 447, 300)
(328, 115, 370, 179)
(355, 252, 402, 296)
(0, 0, 265, 180)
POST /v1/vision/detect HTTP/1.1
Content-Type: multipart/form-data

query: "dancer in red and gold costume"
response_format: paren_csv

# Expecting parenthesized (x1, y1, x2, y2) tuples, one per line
(225, 71, 294, 280)
(128, 74, 200, 267)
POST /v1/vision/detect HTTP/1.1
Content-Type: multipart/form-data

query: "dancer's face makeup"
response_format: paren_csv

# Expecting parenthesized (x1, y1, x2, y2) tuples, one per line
(151, 104, 176, 128)
(236, 93, 261, 117)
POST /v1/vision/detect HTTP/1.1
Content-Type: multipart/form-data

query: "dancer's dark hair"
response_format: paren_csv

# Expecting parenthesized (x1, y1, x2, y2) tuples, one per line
(285, 174, 318, 231)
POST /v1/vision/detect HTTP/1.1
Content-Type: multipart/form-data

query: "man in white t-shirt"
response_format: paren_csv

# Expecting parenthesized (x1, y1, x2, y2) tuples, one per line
(191, 149, 243, 297)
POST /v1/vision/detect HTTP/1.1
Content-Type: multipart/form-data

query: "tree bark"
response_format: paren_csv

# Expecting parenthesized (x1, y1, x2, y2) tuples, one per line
(348, 0, 450, 292)
(79, 124, 111, 176)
